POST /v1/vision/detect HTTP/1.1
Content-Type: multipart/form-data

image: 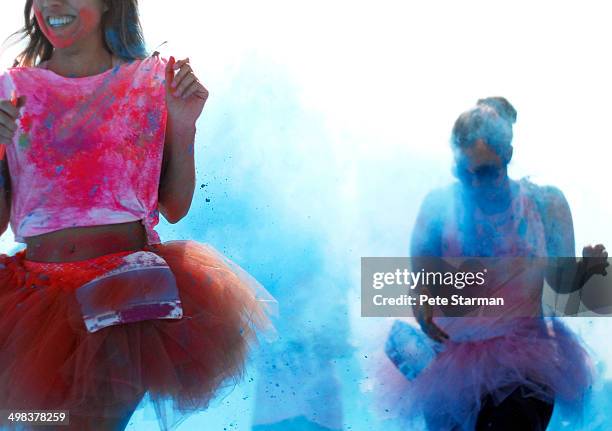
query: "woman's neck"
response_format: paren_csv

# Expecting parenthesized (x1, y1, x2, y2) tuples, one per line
(43, 32, 114, 78)
(468, 177, 516, 215)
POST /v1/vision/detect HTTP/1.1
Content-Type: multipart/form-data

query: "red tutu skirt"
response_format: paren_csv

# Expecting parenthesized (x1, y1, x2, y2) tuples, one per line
(0, 240, 275, 430)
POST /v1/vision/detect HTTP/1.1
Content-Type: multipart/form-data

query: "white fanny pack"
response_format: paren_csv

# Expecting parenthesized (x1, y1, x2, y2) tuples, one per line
(74, 251, 184, 333)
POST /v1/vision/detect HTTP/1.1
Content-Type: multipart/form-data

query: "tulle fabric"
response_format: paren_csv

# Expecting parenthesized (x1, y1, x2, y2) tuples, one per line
(0, 240, 275, 431)
(370, 179, 599, 430)
(375, 317, 595, 431)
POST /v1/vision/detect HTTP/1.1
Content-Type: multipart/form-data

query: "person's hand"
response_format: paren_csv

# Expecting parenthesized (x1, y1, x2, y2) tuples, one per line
(0, 95, 25, 146)
(582, 244, 609, 277)
(165, 56, 209, 130)
(415, 296, 449, 343)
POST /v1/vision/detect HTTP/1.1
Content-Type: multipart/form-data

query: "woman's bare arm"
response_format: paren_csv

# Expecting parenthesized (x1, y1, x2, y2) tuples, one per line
(157, 56, 206, 225)
(0, 96, 24, 237)
(539, 185, 590, 294)
(411, 187, 450, 342)
(157, 123, 196, 224)
(0, 158, 11, 236)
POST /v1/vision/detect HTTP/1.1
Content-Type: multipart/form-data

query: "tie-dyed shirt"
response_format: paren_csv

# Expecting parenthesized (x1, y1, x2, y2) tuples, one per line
(0, 55, 168, 245)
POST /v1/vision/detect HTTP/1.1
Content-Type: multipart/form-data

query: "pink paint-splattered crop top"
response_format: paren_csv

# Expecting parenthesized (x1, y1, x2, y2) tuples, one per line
(0, 55, 169, 245)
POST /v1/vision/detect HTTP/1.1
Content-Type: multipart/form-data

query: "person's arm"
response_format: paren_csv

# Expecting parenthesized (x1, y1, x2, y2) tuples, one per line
(157, 56, 208, 224)
(538, 185, 605, 294)
(158, 123, 196, 224)
(0, 94, 22, 237)
(0, 158, 10, 236)
(410, 190, 444, 258)
(410, 188, 449, 342)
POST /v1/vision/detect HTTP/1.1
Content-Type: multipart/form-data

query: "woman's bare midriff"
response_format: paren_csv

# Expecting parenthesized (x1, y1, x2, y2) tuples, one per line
(24, 221, 147, 263)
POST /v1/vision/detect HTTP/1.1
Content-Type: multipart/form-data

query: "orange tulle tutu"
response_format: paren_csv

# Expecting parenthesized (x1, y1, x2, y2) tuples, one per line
(0, 240, 275, 430)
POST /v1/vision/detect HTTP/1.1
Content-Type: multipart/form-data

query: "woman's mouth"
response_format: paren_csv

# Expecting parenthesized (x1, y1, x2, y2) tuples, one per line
(46, 15, 77, 29)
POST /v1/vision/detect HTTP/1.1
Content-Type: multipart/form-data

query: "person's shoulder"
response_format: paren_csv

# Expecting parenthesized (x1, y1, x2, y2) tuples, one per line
(112, 54, 162, 71)
(126, 54, 168, 82)
(3, 61, 44, 73)
(1, 66, 21, 80)
(518, 176, 570, 220)
(419, 182, 458, 214)
(135, 54, 168, 71)
(519, 176, 566, 203)
(1, 64, 47, 85)
(425, 182, 459, 201)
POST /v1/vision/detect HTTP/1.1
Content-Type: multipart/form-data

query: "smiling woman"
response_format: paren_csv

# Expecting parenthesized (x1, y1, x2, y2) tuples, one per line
(0, 1, 273, 431)
(33, 1, 102, 48)
(7, 0, 147, 69)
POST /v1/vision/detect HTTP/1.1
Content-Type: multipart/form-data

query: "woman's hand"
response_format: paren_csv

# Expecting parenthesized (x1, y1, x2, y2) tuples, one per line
(415, 290, 450, 343)
(582, 244, 609, 277)
(0, 95, 25, 146)
(165, 56, 209, 131)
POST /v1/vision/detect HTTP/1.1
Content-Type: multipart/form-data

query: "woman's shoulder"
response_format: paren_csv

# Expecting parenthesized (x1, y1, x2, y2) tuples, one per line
(516, 177, 571, 228)
(125, 54, 168, 83)
(136, 53, 168, 71)
(0, 66, 25, 81)
(3, 61, 50, 75)
(423, 183, 455, 205)
(417, 183, 459, 219)
(517, 177, 567, 207)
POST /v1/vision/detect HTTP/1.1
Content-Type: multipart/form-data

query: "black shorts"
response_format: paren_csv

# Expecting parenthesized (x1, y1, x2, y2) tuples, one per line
(475, 385, 554, 431)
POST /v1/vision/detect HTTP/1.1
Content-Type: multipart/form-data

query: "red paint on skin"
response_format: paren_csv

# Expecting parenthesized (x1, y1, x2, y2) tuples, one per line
(33, 5, 100, 49)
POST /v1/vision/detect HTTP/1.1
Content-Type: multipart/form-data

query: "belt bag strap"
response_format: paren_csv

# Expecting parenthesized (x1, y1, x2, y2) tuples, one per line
(75, 251, 183, 333)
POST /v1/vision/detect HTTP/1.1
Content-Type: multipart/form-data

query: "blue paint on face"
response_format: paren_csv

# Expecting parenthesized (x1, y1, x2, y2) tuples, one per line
(55, 165, 64, 175)
(451, 107, 513, 169)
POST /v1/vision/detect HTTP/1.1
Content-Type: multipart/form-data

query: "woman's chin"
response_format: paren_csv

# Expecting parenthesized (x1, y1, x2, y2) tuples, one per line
(43, 24, 82, 49)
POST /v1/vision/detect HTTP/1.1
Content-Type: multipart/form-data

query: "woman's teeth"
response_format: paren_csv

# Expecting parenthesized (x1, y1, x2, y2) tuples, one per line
(47, 16, 76, 28)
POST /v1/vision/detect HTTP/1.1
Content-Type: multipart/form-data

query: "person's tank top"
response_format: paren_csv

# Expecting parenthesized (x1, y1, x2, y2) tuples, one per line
(436, 178, 550, 340)
(0, 55, 168, 244)
(441, 178, 547, 258)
